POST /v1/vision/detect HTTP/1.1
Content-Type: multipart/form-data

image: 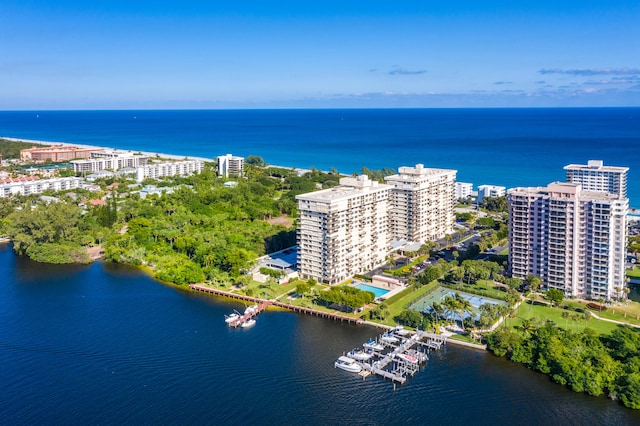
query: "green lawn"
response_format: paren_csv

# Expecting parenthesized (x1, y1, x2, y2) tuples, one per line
(627, 267, 640, 278)
(510, 301, 619, 335)
(443, 279, 509, 301)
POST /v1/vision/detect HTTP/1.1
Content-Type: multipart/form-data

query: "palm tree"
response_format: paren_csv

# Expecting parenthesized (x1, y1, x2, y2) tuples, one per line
(454, 293, 472, 331)
(431, 302, 444, 323)
(519, 318, 537, 337)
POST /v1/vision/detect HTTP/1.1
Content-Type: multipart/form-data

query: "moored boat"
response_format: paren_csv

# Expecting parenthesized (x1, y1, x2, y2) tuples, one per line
(380, 333, 399, 344)
(224, 312, 240, 324)
(244, 305, 259, 315)
(363, 339, 384, 351)
(347, 349, 372, 361)
(395, 353, 419, 364)
(335, 356, 362, 373)
(394, 326, 411, 336)
(240, 319, 256, 328)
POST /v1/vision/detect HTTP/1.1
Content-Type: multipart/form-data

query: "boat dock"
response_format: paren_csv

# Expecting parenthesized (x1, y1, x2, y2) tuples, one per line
(189, 284, 363, 324)
(344, 329, 447, 385)
(227, 301, 271, 328)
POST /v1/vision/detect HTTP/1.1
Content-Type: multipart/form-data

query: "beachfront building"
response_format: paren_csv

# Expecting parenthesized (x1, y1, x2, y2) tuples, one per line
(20, 145, 102, 162)
(564, 159, 629, 198)
(477, 184, 506, 204)
(296, 175, 391, 284)
(136, 160, 204, 182)
(384, 164, 457, 243)
(455, 182, 473, 200)
(0, 177, 83, 198)
(508, 182, 628, 301)
(217, 154, 244, 178)
(71, 151, 148, 174)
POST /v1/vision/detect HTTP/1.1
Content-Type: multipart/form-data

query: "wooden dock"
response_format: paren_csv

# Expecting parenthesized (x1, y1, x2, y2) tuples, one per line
(189, 284, 363, 324)
(344, 328, 447, 386)
(228, 300, 271, 328)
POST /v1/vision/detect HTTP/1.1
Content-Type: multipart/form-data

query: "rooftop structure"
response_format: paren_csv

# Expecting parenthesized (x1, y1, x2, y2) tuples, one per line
(564, 159, 629, 198)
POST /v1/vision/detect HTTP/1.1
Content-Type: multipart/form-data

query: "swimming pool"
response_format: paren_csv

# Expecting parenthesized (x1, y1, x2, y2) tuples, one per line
(355, 284, 390, 299)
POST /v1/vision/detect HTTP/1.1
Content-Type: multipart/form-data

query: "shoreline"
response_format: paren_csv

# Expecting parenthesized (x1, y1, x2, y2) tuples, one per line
(5, 135, 638, 210)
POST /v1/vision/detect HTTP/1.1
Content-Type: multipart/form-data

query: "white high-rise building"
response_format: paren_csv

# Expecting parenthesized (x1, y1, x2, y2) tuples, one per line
(296, 175, 392, 284)
(564, 159, 629, 198)
(508, 182, 628, 301)
(384, 164, 457, 243)
(217, 154, 244, 177)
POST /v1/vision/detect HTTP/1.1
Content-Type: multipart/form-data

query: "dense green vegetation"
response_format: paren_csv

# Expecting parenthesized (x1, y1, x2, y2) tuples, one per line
(0, 139, 48, 159)
(0, 164, 337, 283)
(316, 285, 375, 310)
(487, 323, 640, 409)
(0, 196, 107, 263)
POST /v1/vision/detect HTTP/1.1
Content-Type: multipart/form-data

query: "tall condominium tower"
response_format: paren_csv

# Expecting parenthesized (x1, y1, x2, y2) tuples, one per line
(384, 164, 457, 243)
(508, 182, 628, 301)
(564, 159, 628, 198)
(296, 175, 392, 284)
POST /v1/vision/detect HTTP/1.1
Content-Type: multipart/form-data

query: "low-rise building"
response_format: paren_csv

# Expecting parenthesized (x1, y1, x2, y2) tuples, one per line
(0, 177, 83, 198)
(455, 182, 473, 200)
(136, 160, 204, 182)
(71, 151, 148, 173)
(20, 145, 102, 162)
(217, 154, 244, 177)
(477, 184, 506, 203)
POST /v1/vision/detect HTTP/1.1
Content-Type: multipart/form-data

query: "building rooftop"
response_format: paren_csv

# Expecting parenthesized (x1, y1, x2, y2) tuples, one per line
(564, 160, 629, 172)
(296, 175, 391, 203)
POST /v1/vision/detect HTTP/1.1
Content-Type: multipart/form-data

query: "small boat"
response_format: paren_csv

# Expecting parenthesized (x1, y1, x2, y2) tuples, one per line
(395, 353, 419, 364)
(244, 305, 259, 315)
(394, 326, 411, 336)
(380, 333, 399, 344)
(335, 356, 362, 373)
(347, 350, 372, 361)
(224, 312, 240, 324)
(240, 319, 256, 328)
(363, 339, 384, 351)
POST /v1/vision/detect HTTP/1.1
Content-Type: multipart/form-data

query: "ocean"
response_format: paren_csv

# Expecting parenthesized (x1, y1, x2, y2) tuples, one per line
(1, 108, 639, 205)
(2, 245, 639, 425)
(2, 108, 640, 423)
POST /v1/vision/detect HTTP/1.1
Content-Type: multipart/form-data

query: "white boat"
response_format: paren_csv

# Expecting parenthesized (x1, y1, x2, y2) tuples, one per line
(394, 326, 411, 336)
(363, 339, 384, 351)
(347, 350, 372, 361)
(395, 353, 419, 364)
(240, 319, 256, 328)
(380, 333, 399, 344)
(244, 305, 259, 315)
(224, 312, 240, 324)
(335, 356, 362, 373)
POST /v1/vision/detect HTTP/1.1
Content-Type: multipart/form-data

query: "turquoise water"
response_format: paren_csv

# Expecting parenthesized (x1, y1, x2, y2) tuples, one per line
(355, 283, 390, 298)
(1, 108, 639, 205)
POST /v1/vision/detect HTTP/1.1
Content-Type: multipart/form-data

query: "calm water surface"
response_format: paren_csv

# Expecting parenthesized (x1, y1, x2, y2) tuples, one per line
(1, 244, 639, 425)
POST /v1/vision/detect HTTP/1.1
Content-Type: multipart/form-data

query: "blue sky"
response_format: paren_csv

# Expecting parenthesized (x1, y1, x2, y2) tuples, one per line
(2, 1, 639, 109)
